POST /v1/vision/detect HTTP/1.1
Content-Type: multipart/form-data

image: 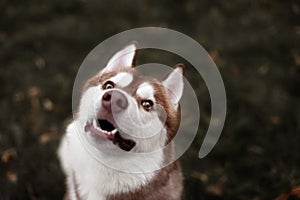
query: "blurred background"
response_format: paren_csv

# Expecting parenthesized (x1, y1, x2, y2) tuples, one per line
(1, 0, 300, 199)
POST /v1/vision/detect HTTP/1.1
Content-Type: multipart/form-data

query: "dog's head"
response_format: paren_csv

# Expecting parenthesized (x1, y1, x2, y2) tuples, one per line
(78, 43, 184, 154)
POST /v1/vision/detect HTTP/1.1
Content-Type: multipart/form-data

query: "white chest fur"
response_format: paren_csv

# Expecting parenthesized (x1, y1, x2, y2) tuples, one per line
(58, 122, 162, 200)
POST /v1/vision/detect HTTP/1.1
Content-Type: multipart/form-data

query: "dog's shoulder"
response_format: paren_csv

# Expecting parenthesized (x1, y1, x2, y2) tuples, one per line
(107, 160, 183, 200)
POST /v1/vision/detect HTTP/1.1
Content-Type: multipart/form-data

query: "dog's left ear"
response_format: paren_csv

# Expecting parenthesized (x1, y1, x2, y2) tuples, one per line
(162, 64, 184, 109)
(101, 42, 137, 73)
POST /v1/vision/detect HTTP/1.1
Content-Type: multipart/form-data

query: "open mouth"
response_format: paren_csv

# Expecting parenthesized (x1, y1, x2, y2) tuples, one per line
(85, 119, 136, 152)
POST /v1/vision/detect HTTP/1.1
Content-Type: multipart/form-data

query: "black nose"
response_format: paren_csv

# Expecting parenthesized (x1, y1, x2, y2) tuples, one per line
(102, 90, 128, 112)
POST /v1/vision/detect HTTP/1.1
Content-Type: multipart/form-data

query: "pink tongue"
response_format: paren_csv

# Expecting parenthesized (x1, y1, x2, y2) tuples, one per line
(84, 122, 115, 140)
(106, 133, 115, 140)
(84, 122, 135, 151)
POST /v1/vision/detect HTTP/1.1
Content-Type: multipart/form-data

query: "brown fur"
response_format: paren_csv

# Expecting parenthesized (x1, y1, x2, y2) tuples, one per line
(64, 67, 183, 200)
(107, 162, 182, 200)
(83, 68, 180, 143)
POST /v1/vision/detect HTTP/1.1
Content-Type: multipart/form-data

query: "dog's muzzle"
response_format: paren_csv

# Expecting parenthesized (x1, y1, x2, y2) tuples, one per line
(102, 90, 128, 113)
(84, 89, 136, 151)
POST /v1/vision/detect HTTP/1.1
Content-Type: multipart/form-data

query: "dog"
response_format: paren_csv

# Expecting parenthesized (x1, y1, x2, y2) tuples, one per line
(58, 42, 184, 200)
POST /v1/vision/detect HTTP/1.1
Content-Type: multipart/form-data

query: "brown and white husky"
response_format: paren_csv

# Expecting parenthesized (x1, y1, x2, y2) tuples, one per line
(58, 42, 184, 200)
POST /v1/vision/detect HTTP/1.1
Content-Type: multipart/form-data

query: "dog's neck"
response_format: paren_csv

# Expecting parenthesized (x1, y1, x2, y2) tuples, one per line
(61, 121, 166, 200)
(66, 124, 180, 200)
(70, 162, 181, 200)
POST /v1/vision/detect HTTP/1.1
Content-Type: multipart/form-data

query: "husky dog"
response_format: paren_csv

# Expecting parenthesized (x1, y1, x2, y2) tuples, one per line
(58, 42, 184, 200)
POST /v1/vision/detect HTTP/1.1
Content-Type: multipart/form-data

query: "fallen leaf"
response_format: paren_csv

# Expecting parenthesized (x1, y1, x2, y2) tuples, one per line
(43, 98, 54, 111)
(28, 87, 40, 98)
(1, 149, 17, 163)
(275, 186, 300, 200)
(7, 171, 18, 183)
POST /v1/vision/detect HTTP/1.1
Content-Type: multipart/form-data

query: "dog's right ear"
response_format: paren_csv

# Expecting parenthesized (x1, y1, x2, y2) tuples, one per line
(162, 64, 184, 109)
(101, 42, 137, 73)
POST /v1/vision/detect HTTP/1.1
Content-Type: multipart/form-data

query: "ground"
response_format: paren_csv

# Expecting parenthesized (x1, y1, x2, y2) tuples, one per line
(0, 0, 300, 199)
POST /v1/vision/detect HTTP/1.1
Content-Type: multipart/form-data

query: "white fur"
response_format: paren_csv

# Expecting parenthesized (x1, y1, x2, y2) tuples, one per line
(101, 44, 136, 73)
(162, 66, 184, 108)
(58, 122, 161, 200)
(58, 44, 177, 200)
(75, 84, 167, 153)
(109, 72, 133, 87)
(115, 82, 167, 141)
(58, 83, 167, 200)
(136, 83, 155, 101)
(76, 84, 167, 152)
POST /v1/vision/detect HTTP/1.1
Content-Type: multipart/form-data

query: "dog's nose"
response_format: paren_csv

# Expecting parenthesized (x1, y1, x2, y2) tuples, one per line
(102, 90, 128, 112)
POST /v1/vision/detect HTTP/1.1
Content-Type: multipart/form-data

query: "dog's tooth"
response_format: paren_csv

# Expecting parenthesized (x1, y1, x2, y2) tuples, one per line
(93, 119, 97, 128)
(111, 129, 117, 135)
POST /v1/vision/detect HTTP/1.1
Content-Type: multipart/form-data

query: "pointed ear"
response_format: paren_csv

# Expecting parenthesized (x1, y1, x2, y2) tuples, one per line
(101, 42, 137, 73)
(162, 64, 184, 109)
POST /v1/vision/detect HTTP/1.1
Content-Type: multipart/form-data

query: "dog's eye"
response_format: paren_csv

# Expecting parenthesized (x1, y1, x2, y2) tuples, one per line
(103, 81, 114, 90)
(141, 100, 154, 111)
